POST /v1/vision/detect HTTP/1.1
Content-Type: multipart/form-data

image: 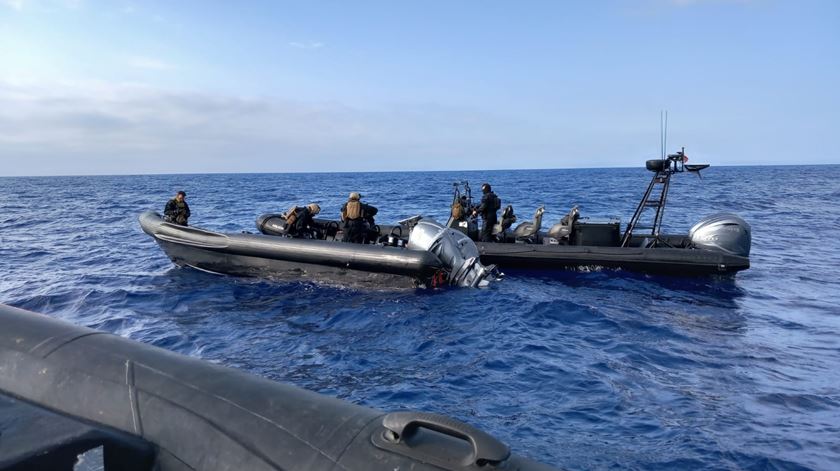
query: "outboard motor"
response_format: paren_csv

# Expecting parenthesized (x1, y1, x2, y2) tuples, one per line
(256, 213, 289, 237)
(408, 219, 498, 287)
(689, 213, 752, 257)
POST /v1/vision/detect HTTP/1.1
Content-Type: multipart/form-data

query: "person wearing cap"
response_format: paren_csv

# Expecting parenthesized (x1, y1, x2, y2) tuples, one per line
(340, 192, 378, 243)
(287, 203, 322, 239)
(164, 190, 191, 226)
(472, 183, 501, 242)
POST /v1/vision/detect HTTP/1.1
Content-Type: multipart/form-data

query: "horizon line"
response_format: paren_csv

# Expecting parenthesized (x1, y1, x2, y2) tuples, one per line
(1, 162, 835, 179)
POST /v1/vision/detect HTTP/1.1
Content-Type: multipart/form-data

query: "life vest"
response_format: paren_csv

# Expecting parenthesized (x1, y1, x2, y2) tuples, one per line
(451, 201, 464, 220)
(343, 200, 362, 220)
(284, 205, 300, 226)
(167, 200, 189, 225)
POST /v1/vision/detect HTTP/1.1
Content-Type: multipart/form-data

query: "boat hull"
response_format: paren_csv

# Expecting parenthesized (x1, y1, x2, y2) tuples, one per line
(140, 211, 443, 287)
(476, 242, 750, 275)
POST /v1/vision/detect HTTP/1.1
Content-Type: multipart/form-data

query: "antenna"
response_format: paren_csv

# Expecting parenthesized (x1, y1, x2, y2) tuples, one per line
(659, 110, 669, 160)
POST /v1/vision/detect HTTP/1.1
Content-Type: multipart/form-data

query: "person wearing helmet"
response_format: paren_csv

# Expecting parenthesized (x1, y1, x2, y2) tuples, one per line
(287, 203, 322, 238)
(341, 192, 378, 243)
(164, 190, 191, 226)
(472, 183, 501, 242)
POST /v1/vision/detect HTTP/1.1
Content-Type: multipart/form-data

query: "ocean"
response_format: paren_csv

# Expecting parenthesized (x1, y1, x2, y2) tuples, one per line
(1, 165, 839, 470)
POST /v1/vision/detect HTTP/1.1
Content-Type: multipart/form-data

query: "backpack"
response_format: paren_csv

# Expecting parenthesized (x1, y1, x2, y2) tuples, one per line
(284, 205, 300, 227)
(451, 201, 464, 220)
(343, 200, 362, 220)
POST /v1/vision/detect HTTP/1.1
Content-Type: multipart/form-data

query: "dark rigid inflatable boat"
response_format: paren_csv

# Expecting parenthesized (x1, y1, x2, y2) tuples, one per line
(444, 152, 752, 275)
(475, 230, 750, 275)
(139, 211, 495, 288)
(258, 213, 750, 276)
(256, 152, 751, 276)
(0, 303, 557, 470)
(471, 212, 751, 275)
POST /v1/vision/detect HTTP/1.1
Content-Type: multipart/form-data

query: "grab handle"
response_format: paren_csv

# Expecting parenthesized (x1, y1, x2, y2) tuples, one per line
(381, 411, 510, 466)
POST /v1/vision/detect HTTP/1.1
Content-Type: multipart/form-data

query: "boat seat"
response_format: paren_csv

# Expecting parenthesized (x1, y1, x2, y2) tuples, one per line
(512, 206, 545, 242)
(492, 205, 517, 237)
(547, 206, 579, 241)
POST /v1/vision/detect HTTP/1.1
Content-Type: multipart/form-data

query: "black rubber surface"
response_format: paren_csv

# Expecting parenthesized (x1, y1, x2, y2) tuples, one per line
(476, 242, 750, 275)
(0, 303, 559, 471)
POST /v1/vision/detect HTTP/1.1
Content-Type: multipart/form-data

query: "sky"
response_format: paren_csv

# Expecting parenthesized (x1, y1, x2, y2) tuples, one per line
(1, 0, 838, 176)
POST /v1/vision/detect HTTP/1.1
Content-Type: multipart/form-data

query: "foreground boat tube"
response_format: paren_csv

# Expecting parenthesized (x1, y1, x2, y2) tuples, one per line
(0, 304, 558, 471)
(139, 211, 446, 288)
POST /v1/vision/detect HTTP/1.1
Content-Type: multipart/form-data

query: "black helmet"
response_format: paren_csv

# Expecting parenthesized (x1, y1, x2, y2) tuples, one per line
(481, 183, 491, 193)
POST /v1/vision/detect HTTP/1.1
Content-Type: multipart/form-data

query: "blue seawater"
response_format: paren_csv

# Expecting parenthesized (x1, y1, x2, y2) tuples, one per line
(1, 166, 839, 470)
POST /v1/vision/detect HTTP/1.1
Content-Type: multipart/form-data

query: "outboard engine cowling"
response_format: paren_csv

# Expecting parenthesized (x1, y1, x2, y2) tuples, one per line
(408, 219, 497, 287)
(689, 213, 752, 257)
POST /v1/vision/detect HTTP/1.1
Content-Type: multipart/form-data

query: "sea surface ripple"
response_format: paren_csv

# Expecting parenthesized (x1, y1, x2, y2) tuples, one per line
(1, 165, 839, 470)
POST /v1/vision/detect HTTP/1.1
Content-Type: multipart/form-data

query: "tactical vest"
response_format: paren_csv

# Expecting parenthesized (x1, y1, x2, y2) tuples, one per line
(344, 200, 362, 220)
(451, 202, 464, 220)
(284, 205, 300, 226)
(174, 201, 188, 223)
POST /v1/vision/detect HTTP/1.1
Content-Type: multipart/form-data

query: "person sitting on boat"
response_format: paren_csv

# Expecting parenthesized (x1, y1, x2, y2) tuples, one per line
(473, 183, 500, 242)
(286, 203, 321, 238)
(163, 191, 191, 226)
(341, 192, 378, 243)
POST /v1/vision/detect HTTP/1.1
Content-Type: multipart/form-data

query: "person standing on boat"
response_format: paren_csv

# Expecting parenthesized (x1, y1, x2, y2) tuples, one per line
(164, 191, 191, 226)
(341, 192, 378, 243)
(287, 203, 321, 238)
(473, 183, 500, 242)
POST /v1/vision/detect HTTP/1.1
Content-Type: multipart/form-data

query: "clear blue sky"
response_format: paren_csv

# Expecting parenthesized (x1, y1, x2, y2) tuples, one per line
(1, 0, 838, 175)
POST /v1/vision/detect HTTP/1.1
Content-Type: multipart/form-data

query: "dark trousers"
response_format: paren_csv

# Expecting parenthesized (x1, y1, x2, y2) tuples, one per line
(480, 217, 497, 242)
(164, 215, 189, 226)
(342, 220, 368, 243)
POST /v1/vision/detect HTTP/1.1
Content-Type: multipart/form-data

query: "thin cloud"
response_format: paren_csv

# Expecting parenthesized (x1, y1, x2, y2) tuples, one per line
(666, 0, 753, 6)
(127, 56, 177, 70)
(0, 79, 532, 176)
(288, 41, 324, 50)
(1, 0, 84, 10)
(1, 0, 24, 10)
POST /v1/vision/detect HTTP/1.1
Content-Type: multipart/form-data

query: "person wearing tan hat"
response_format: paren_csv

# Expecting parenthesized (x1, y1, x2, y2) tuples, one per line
(340, 192, 378, 243)
(286, 202, 322, 238)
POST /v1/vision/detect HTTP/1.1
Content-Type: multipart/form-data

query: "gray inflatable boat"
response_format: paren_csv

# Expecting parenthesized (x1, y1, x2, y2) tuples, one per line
(0, 303, 558, 470)
(139, 211, 496, 288)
